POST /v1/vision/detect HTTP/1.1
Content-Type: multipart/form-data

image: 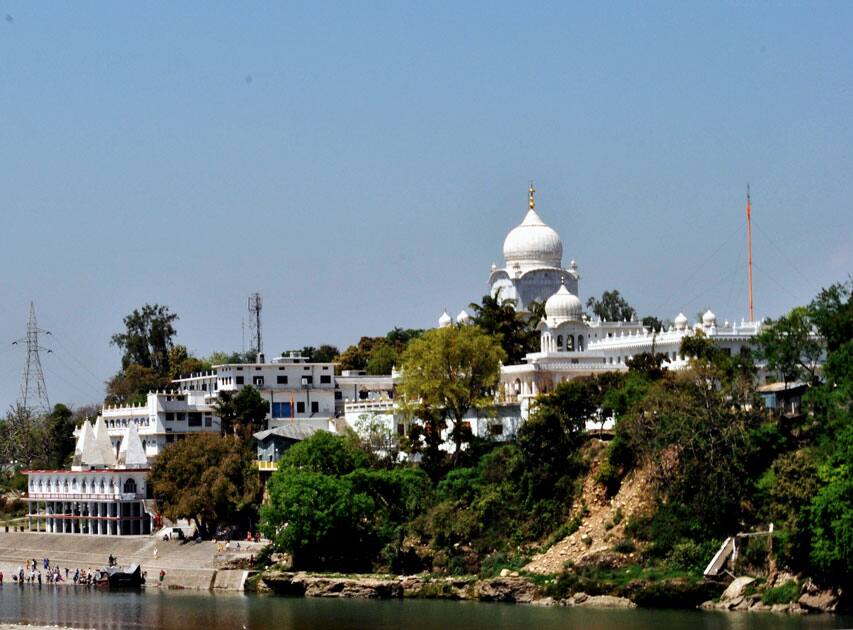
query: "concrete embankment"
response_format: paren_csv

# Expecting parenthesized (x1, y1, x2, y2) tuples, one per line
(0, 532, 255, 591)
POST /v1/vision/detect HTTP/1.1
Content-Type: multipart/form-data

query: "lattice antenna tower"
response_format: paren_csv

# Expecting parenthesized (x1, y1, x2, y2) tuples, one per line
(247, 293, 263, 360)
(12, 302, 52, 414)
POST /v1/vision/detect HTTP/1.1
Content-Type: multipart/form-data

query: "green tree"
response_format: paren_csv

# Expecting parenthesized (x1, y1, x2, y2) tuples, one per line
(149, 434, 259, 537)
(385, 327, 424, 349)
(517, 379, 595, 512)
(337, 337, 385, 371)
(586, 289, 636, 322)
(755, 307, 823, 386)
(300, 345, 340, 363)
(105, 364, 167, 405)
(213, 385, 269, 438)
(168, 344, 209, 379)
(808, 279, 852, 353)
(469, 290, 537, 363)
(45, 404, 78, 469)
(399, 325, 506, 464)
(0, 405, 49, 469)
(809, 423, 853, 581)
(208, 350, 256, 365)
(111, 304, 179, 376)
(365, 343, 397, 375)
(260, 470, 374, 570)
(279, 430, 368, 476)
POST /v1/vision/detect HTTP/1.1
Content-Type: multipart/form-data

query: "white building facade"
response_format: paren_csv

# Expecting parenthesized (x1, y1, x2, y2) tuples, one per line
(25, 419, 154, 535)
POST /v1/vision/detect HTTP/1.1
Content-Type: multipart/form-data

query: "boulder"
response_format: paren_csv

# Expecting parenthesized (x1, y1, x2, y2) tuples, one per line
(573, 594, 637, 608)
(798, 590, 838, 612)
(474, 577, 539, 603)
(721, 576, 756, 602)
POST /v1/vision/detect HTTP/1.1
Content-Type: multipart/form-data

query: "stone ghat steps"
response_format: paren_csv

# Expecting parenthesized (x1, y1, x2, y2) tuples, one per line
(0, 533, 217, 570)
(0, 533, 254, 591)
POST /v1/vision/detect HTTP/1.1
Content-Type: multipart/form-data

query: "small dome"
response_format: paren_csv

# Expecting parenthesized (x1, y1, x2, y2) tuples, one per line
(438, 311, 452, 328)
(544, 285, 583, 322)
(674, 312, 688, 330)
(702, 309, 716, 326)
(456, 309, 472, 325)
(502, 208, 563, 268)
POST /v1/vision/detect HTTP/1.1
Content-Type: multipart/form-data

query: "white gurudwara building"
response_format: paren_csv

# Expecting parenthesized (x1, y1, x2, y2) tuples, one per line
(24, 418, 154, 535)
(441, 185, 765, 425)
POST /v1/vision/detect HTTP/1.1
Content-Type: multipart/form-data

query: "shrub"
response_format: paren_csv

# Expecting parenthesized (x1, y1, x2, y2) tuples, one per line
(479, 551, 529, 578)
(613, 538, 636, 554)
(761, 580, 800, 605)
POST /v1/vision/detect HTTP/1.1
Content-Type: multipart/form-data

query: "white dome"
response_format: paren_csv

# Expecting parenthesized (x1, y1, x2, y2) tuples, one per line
(674, 312, 688, 330)
(544, 285, 583, 322)
(502, 208, 563, 268)
(438, 311, 452, 328)
(456, 309, 472, 325)
(702, 309, 716, 326)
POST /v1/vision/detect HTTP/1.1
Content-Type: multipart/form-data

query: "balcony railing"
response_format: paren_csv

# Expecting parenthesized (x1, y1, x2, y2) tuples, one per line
(256, 460, 278, 471)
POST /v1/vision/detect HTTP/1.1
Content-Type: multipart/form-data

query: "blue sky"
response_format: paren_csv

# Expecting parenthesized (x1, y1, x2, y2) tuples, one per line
(0, 2, 850, 409)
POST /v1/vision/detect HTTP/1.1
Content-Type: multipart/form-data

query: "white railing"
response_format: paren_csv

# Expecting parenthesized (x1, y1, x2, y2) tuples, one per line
(345, 400, 395, 413)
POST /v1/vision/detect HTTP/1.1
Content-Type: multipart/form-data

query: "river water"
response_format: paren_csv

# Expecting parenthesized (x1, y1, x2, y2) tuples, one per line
(1, 587, 851, 629)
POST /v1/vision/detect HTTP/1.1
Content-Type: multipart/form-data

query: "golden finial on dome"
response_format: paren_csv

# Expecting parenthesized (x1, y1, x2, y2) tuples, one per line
(528, 182, 536, 210)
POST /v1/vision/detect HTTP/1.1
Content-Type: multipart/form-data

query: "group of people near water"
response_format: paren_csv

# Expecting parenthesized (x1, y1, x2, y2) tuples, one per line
(0, 557, 111, 586)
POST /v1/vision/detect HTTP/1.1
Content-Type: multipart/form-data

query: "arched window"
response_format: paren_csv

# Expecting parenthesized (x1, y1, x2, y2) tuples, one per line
(99, 479, 105, 494)
(556, 335, 563, 350)
(81, 480, 87, 494)
(123, 478, 137, 494)
(513, 378, 521, 394)
(567, 335, 575, 351)
(577, 335, 584, 351)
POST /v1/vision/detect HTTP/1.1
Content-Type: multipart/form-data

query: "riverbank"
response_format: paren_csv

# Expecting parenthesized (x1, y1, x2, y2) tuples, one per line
(0, 532, 256, 591)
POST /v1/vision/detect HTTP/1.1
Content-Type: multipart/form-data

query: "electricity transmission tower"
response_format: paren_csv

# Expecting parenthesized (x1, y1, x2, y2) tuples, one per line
(12, 302, 52, 414)
(247, 293, 263, 360)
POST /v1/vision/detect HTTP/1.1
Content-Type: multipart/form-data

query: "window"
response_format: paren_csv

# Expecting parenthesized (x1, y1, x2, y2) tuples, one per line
(296, 401, 305, 413)
(302, 375, 313, 385)
(489, 424, 503, 436)
(188, 412, 202, 427)
(123, 478, 137, 494)
(311, 401, 319, 413)
(204, 413, 212, 427)
(165, 412, 175, 421)
(235, 376, 244, 385)
(176, 412, 186, 422)
(277, 375, 288, 384)
(557, 334, 563, 349)
(320, 375, 331, 384)
(334, 391, 343, 400)
(272, 402, 292, 418)
(397, 423, 405, 436)
(253, 376, 264, 386)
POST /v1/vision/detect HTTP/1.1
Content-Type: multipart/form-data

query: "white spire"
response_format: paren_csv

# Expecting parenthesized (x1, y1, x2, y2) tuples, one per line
(93, 416, 117, 468)
(118, 423, 148, 468)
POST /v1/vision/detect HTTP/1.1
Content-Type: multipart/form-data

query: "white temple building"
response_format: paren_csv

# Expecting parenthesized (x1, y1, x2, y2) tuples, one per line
(24, 418, 154, 535)
(442, 185, 766, 426)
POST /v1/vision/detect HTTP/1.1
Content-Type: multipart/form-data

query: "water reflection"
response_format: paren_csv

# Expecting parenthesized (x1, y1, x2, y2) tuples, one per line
(0, 586, 850, 630)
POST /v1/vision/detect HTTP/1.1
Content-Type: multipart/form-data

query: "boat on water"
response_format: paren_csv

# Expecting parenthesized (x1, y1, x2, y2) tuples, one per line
(93, 563, 145, 588)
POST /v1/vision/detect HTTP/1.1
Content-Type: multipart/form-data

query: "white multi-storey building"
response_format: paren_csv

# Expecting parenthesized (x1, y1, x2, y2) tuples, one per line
(92, 352, 392, 463)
